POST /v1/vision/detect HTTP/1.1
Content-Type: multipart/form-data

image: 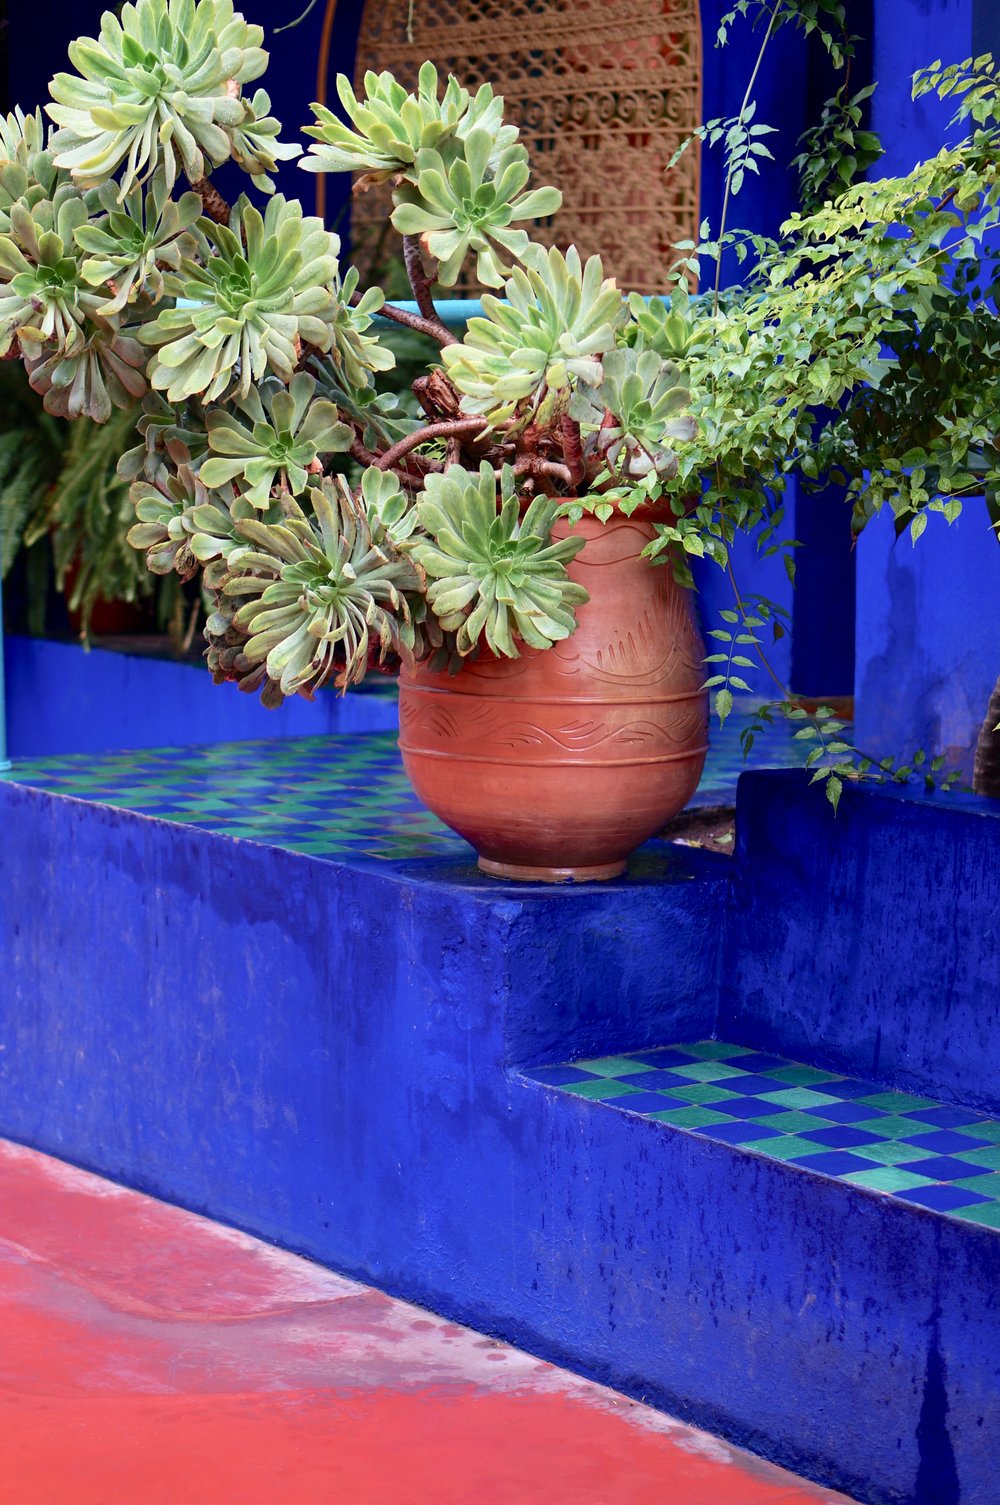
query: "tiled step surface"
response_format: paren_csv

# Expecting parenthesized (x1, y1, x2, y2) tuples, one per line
(526, 1041, 1000, 1227)
(0, 708, 834, 864)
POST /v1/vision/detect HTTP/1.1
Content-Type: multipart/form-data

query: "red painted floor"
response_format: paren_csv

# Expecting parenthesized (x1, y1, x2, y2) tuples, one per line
(0, 1140, 856, 1505)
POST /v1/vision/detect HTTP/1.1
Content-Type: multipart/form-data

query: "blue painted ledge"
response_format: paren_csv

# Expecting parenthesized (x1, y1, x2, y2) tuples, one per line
(0, 765, 997, 1503)
(2, 635, 399, 756)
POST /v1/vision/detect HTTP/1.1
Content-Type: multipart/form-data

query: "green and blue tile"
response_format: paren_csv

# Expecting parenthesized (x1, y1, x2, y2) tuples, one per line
(0, 700, 840, 865)
(526, 1041, 1000, 1227)
(1, 734, 462, 864)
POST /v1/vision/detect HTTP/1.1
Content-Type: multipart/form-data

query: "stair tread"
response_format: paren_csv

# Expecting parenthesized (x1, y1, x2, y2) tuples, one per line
(525, 1042, 1000, 1228)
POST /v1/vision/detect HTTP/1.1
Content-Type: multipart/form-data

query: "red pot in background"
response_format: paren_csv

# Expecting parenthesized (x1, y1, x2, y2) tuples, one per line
(62, 560, 153, 638)
(399, 507, 708, 882)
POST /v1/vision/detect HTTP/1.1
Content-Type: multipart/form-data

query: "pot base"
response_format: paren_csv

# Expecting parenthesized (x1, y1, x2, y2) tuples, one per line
(477, 856, 627, 884)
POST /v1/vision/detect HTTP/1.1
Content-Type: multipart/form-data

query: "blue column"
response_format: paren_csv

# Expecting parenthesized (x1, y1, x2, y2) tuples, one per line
(853, 0, 1000, 773)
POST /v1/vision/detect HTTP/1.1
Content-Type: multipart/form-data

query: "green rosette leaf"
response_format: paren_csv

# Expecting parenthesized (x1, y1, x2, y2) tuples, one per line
(217, 477, 424, 700)
(200, 372, 352, 509)
(46, 0, 297, 198)
(391, 135, 560, 288)
(138, 194, 345, 402)
(570, 348, 696, 479)
(442, 246, 624, 422)
(411, 461, 588, 657)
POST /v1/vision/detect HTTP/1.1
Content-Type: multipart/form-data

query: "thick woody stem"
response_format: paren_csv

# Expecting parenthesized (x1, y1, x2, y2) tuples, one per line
(374, 417, 489, 472)
(188, 176, 231, 225)
(374, 297, 458, 347)
(403, 234, 451, 336)
(350, 433, 440, 484)
(513, 455, 573, 489)
(560, 416, 586, 490)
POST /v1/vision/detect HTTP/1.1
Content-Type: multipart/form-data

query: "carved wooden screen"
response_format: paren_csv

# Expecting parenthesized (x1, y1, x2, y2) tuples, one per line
(335, 0, 702, 295)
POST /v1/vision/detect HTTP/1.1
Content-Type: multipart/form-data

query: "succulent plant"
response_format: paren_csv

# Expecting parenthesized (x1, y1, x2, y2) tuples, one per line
(219, 478, 424, 697)
(0, 107, 45, 168)
(303, 62, 513, 186)
(308, 349, 410, 454)
(117, 390, 211, 487)
(0, 119, 62, 237)
(24, 321, 148, 422)
(74, 179, 203, 315)
(391, 135, 561, 288)
(0, 191, 97, 356)
(204, 598, 285, 706)
(126, 461, 206, 577)
(0, 175, 152, 421)
(126, 420, 299, 582)
(326, 266, 396, 390)
(442, 246, 624, 421)
(623, 284, 710, 361)
(5, 24, 707, 707)
(200, 372, 352, 509)
(570, 348, 696, 479)
(138, 194, 343, 401)
(353, 465, 419, 546)
(45, 0, 288, 198)
(224, 88, 301, 192)
(411, 462, 588, 657)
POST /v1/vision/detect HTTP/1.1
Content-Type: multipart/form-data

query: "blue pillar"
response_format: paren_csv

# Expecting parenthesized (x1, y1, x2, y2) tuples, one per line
(855, 509, 1000, 776)
(853, 0, 1000, 773)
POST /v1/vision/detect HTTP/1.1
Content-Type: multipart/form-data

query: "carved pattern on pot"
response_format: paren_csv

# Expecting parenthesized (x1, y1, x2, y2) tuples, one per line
(546, 609, 702, 688)
(568, 519, 670, 567)
(400, 698, 706, 758)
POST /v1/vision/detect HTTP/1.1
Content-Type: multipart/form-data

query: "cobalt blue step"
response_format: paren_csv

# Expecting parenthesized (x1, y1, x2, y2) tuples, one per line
(0, 751, 998, 1505)
(524, 1041, 1000, 1226)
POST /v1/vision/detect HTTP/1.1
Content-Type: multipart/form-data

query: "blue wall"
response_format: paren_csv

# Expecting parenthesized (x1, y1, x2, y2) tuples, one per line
(854, 508, 1000, 775)
(1, 771, 1000, 1502)
(3, 636, 398, 756)
(854, 0, 1000, 772)
(723, 770, 1000, 1113)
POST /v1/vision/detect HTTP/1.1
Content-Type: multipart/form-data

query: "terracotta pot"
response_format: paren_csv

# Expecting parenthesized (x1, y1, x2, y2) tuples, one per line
(63, 560, 153, 638)
(399, 507, 708, 882)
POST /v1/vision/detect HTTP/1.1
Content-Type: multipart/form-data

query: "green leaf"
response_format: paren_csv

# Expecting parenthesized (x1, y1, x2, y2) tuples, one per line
(714, 687, 734, 726)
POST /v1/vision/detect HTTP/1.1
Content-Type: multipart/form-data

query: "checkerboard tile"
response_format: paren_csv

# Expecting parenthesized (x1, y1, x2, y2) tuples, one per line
(525, 1042, 1000, 1227)
(1, 734, 461, 865)
(0, 701, 842, 865)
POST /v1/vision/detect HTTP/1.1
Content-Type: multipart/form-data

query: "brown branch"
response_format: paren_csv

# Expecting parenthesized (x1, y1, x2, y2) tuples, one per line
(512, 455, 573, 489)
(188, 176, 230, 225)
(403, 235, 451, 337)
(374, 418, 489, 472)
(374, 297, 458, 347)
(350, 435, 380, 468)
(560, 416, 586, 491)
(349, 433, 439, 485)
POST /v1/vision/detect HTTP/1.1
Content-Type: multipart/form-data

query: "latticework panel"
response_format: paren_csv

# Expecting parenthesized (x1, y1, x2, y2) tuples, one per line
(341, 0, 702, 295)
